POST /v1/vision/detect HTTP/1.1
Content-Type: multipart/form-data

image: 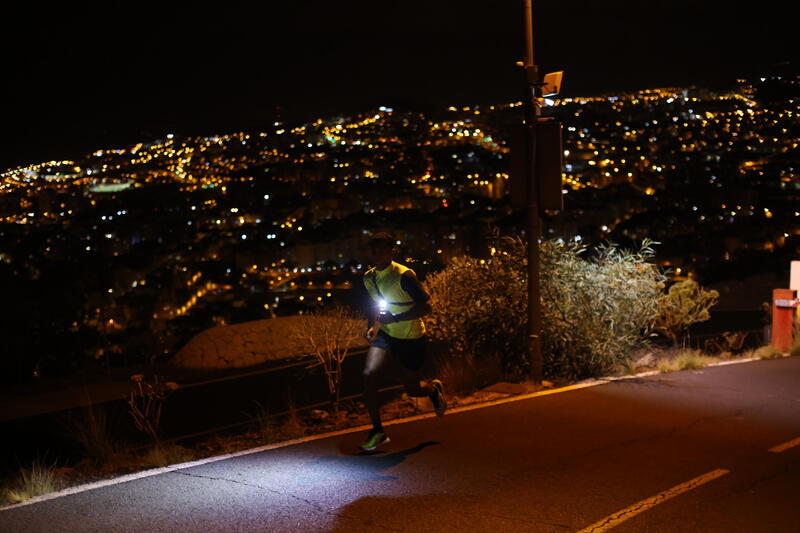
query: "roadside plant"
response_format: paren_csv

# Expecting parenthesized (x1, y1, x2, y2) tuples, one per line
(62, 404, 116, 465)
(755, 345, 783, 359)
(424, 236, 528, 378)
(278, 391, 305, 439)
(126, 374, 178, 446)
(4, 460, 63, 503)
(658, 349, 715, 373)
(425, 236, 667, 381)
(791, 324, 800, 357)
(655, 279, 719, 346)
(540, 239, 666, 379)
(140, 444, 194, 468)
(248, 401, 277, 443)
(291, 306, 363, 416)
(703, 331, 748, 355)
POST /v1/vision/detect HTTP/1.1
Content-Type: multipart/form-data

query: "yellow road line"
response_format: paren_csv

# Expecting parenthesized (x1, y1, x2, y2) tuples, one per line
(769, 437, 800, 453)
(577, 469, 729, 533)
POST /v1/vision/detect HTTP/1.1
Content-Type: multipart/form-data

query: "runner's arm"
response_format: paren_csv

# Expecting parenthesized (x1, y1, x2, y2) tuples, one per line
(391, 271, 431, 321)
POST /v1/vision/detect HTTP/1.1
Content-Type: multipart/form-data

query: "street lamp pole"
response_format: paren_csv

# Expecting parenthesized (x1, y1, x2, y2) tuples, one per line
(523, 0, 543, 383)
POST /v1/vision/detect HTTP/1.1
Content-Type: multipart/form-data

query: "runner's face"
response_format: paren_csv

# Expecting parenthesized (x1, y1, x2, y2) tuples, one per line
(370, 244, 393, 267)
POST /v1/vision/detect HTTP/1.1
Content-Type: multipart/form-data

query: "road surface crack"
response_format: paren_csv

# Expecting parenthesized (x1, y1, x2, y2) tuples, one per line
(172, 470, 405, 532)
(736, 458, 800, 494)
(173, 470, 328, 512)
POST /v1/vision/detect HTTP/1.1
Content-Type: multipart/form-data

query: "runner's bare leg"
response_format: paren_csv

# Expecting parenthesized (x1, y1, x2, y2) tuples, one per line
(363, 345, 391, 430)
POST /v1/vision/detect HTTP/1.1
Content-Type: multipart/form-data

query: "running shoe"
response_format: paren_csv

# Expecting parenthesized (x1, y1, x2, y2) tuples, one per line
(358, 431, 390, 452)
(430, 379, 447, 416)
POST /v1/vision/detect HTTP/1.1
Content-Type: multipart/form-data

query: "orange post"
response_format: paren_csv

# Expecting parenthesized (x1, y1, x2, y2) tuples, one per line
(771, 289, 797, 352)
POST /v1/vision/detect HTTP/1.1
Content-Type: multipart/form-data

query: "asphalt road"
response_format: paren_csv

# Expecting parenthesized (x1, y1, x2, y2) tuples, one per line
(2, 356, 800, 533)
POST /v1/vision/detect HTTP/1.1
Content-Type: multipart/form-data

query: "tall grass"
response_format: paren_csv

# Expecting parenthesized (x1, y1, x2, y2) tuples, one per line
(791, 324, 800, 357)
(755, 345, 784, 359)
(4, 461, 63, 503)
(434, 352, 503, 394)
(658, 350, 714, 373)
(250, 401, 277, 444)
(139, 444, 195, 468)
(278, 393, 305, 440)
(63, 404, 117, 465)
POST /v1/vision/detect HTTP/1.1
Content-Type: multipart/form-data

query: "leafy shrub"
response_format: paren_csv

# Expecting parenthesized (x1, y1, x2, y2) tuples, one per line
(540, 239, 666, 379)
(655, 280, 719, 346)
(425, 237, 666, 380)
(424, 236, 528, 377)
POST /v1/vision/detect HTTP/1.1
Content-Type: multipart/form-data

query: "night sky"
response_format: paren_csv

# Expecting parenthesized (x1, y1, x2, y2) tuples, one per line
(2, 1, 796, 170)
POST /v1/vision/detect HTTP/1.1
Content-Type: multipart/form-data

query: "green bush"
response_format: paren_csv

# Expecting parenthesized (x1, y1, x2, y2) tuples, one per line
(540, 239, 666, 379)
(424, 237, 528, 378)
(655, 279, 719, 346)
(425, 237, 666, 380)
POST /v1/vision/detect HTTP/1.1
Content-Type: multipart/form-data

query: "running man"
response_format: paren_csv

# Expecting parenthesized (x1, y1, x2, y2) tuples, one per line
(359, 232, 446, 452)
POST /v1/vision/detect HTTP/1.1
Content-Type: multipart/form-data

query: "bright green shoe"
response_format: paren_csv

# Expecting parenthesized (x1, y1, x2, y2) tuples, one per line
(430, 379, 447, 416)
(359, 431, 390, 452)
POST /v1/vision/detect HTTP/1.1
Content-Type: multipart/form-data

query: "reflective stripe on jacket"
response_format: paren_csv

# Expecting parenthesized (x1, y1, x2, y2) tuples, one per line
(363, 261, 425, 339)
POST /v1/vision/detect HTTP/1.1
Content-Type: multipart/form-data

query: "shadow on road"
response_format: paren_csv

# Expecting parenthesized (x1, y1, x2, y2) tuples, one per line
(301, 441, 440, 482)
(322, 493, 575, 533)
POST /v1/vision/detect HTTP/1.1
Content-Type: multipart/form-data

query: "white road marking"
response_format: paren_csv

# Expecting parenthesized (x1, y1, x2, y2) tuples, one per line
(577, 469, 730, 533)
(769, 437, 800, 453)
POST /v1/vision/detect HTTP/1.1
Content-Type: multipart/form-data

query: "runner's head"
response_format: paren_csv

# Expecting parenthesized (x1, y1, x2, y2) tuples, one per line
(369, 232, 396, 267)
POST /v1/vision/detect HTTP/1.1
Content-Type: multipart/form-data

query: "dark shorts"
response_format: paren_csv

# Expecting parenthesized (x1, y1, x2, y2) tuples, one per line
(372, 331, 427, 372)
